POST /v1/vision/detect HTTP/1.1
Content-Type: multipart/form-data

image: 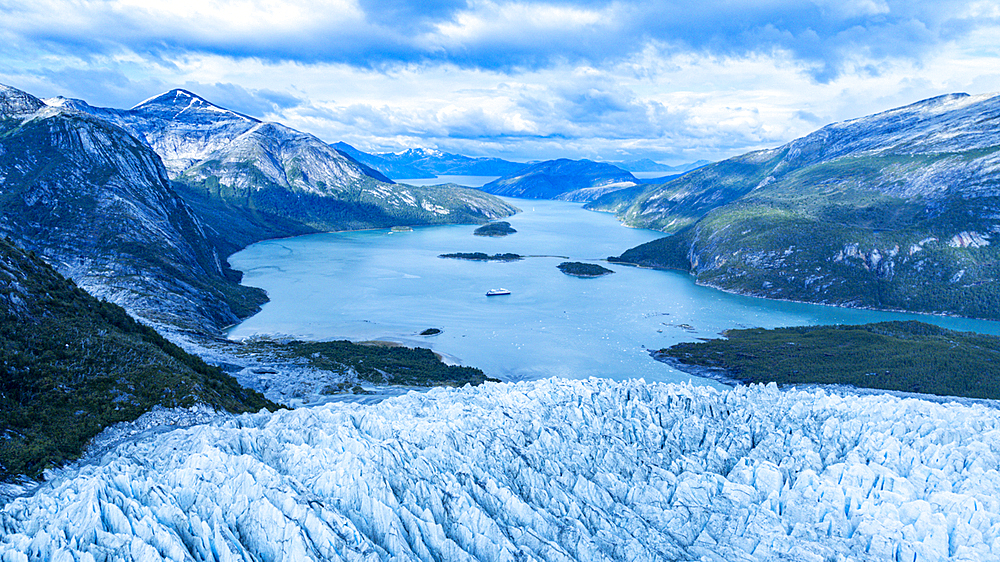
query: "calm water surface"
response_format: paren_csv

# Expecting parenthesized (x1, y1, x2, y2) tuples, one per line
(229, 199, 1000, 385)
(396, 175, 500, 187)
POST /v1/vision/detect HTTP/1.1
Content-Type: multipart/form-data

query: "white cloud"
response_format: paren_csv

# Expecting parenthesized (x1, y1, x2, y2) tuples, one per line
(1, 0, 999, 163)
(431, 1, 609, 43)
(811, 0, 890, 19)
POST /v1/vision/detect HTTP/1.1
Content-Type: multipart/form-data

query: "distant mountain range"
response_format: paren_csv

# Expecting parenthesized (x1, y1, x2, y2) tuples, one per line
(333, 146, 708, 202)
(479, 159, 640, 202)
(333, 141, 708, 184)
(333, 142, 528, 179)
(604, 92, 1000, 319)
(2, 84, 517, 334)
(610, 158, 712, 174)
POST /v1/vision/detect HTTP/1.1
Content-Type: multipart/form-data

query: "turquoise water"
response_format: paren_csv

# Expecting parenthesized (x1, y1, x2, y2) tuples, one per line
(228, 199, 1000, 385)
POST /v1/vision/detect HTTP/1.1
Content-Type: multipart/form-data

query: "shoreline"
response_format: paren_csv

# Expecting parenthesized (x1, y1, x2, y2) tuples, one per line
(651, 350, 1000, 409)
(609, 259, 995, 324)
(649, 352, 741, 387)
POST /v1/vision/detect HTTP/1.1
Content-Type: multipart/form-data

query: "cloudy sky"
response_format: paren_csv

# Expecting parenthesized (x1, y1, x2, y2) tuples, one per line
(2, 0, 999, 164)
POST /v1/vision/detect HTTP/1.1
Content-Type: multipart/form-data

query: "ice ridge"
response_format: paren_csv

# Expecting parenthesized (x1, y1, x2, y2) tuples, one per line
(2, 378, 999, 561)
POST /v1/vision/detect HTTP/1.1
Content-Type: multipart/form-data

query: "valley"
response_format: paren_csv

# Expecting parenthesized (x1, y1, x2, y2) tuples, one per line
(11, 85, 517, 336)
(7, 0, 1000, 558)
(4, 80, 1000, 562)
(225, 200, 1000, 385)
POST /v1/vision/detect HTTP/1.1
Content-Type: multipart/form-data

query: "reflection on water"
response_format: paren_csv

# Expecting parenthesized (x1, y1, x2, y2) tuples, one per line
(394, 175, 500, 187)
(228, 199, 1000, 386)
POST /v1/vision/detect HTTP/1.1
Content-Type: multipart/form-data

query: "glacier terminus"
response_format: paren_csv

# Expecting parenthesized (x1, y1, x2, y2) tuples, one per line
(2, 378, 998, 561)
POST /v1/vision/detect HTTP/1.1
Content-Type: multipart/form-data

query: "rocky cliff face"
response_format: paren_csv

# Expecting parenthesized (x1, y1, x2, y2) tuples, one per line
(0, 85, 267, 333)
(613, 93, 1000, 319)
(54, 90, 517, 233)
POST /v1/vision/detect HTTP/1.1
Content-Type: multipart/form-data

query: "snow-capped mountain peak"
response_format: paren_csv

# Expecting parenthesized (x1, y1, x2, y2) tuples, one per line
(391, 147, 444, 158)
(130, 88, 259, 125)
(133, 88, 208, 109)
(0, 84, 45, 116)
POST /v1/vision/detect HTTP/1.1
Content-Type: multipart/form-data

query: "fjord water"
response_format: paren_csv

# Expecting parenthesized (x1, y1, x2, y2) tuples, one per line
(396, 175, 500, 187)
(228, 199, 1000, 384)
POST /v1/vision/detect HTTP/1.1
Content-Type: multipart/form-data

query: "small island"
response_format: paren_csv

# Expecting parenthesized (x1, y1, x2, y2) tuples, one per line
(657, 321, 1000, 400)
(474, 221, 517, 237)
(440, 252, 523, 262)
(557, 261, 615, 277)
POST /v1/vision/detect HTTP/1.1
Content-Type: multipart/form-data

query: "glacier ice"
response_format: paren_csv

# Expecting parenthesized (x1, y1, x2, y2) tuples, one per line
(2, 378, 1000, 561)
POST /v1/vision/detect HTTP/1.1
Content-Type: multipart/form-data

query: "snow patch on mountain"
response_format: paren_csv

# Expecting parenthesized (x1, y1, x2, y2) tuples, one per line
(948, 231, 990, 248)
(3, 378, 999, 561)
(787, 92, 1000, 161)
(0, 85, 44, 116)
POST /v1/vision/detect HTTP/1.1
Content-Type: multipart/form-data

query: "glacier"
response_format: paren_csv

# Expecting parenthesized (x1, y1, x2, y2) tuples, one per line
(2, 378, 1000, 561)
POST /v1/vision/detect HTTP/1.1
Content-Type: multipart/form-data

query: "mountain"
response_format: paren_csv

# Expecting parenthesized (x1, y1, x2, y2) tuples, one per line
(610, 158, 712, 174)
(51, 90, 517, 234)
(611, 92, 1000, 319)
(0, 85, 268, 333)
(479, 158, 639, 201)
(3, 377, 998, 560)
(0, 236, 273, 479)
(333, 142, 528, 179)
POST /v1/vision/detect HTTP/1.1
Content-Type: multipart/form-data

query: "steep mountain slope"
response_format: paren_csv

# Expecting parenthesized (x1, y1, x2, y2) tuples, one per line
(613, 93, 1000, 319)
(55, 90, 516, 233)
(4, 378, 1000, 560)
(480, 158, 638, 201)
(333, 142, 527, 179)
(0, 236, 273, 479)
(0, 85, 268, 333)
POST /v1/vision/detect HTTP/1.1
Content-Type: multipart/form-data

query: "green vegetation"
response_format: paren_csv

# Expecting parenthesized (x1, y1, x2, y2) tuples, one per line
(0, 238, 275, 480)
(613, 199, 1000, 320)
(474, 221, 517, 237)
(584, 184, 655, 214)
(557, 262, 615, 277)
(608, 128, 1000, 320)
(659, 321, 1000, 399)
(439, 252, 523, 261)
(240, 338, 492, 387)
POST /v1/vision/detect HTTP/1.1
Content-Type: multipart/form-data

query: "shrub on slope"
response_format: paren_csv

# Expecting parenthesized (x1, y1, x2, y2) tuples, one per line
(0, 238, 275, 479)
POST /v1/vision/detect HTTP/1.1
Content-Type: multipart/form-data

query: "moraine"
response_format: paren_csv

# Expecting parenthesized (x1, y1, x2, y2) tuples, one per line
(228, 199, 1000, 384)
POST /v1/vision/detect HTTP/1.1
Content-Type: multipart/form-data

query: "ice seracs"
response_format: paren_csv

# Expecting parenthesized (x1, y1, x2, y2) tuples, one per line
(2, 378, 999, 561)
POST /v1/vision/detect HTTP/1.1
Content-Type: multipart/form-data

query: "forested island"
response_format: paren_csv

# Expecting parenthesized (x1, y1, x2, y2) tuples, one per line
(439, 252, 523, 261)
(557, 261, 615, 277)
(473, 221, 517, 237)
(658, 321, 1000, 400)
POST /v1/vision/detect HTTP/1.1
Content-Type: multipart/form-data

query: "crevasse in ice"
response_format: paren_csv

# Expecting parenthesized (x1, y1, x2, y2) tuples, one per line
(2, 378, 999, 561)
